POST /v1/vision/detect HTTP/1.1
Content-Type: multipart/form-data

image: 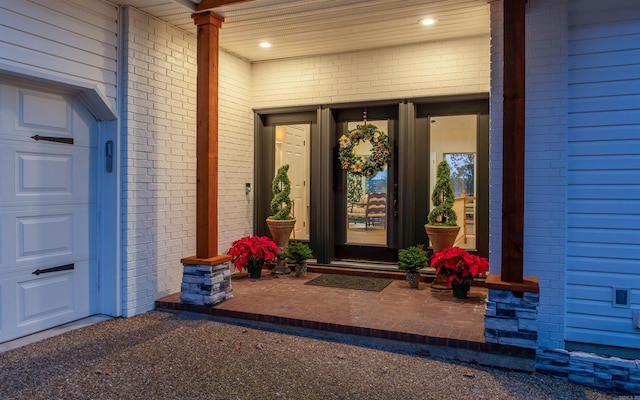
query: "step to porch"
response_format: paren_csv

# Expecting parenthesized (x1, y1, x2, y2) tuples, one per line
(156, 268, 533, 371)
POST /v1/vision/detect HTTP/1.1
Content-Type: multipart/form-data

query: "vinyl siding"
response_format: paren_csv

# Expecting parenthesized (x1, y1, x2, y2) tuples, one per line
(566, 0, 640, 348)
(0, 0, 118, 112)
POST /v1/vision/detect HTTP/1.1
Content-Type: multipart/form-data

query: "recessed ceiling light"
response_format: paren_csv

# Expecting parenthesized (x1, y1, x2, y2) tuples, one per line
(260, 42, 272, 48)
(419, 18, 437, 26)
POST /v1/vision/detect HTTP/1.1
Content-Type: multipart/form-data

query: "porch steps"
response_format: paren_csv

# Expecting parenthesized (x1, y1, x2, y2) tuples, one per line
(156, 267, 530, 371)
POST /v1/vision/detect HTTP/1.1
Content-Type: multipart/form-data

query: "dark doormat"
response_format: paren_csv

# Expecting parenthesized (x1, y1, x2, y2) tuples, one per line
(305, 274, 393, 292)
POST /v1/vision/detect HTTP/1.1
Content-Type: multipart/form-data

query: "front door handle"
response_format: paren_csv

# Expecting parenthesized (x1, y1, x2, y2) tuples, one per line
(393, 183, 399, 217)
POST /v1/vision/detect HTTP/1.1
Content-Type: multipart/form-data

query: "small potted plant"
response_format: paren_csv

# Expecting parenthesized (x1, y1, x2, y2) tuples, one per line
(285, 241, 314, 277)
(397, 245, 429, 288)
(228, 235, 279, 279)
(266, 164, 297, 274)
(430, 247, 489, 298)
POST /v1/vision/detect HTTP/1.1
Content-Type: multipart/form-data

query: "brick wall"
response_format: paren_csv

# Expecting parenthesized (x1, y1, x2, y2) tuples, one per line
(251, 36, 490, 109)
(489, 0, 568, 349)
(121, 7, 197, 316)
(218, 50, 254, 252)
(524, 0, 568, 351)
(121, 7, 253, 316)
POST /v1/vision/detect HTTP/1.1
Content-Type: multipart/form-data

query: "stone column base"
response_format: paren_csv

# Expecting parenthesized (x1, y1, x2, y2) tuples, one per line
(180, 256, 233, 306)
(483, 274, 540, 349)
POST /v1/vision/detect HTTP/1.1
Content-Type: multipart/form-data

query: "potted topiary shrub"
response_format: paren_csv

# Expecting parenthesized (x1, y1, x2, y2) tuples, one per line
(266, 164, 297, 275)
(285, 241, 314, 277)
(398, 245, 429, 288)
(424, 160, 460, 289)
(425, 160, 460, 252)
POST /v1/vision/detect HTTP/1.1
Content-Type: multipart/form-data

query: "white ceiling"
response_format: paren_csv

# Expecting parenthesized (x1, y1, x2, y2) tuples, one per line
(112, 0, 490, 62)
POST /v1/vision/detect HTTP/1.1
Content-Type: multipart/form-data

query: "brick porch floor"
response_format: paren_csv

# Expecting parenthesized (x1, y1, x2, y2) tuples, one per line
(155, 267, 535, 360)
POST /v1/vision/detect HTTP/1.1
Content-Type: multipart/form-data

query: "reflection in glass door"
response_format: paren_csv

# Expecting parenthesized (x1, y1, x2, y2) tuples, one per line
(429, 115, 477, 251)
(345, 120, 388, 246)
(274, 124, 310, 240)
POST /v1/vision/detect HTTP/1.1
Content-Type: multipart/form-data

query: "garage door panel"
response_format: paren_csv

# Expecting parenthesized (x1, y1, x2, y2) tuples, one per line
(3, 141, 90, 205)
(16, 206, 90, 264)
(1, 206, 91, 274)
(18, 213, 74, 259)
(18, 90, 70, 133)
(19, 272, 74, 323)
(5, 88, 73, 144)
(18, 152, 73, 194)
(0, 86, 92, 147)
(0, 82, 96, 344)
(1, 260, 90, 339)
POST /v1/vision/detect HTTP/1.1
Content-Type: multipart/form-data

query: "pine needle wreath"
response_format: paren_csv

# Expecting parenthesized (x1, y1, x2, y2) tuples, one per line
(338, 123, 391, 177)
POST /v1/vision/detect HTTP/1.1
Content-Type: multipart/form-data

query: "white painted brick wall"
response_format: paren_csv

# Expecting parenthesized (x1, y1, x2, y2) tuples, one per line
(121, 7, 253, 317)
(524, 0, 568, 351)
(121, 7, 197, 316)
(219, 50, 254, 251)
(252, 36, 490, 108)
(489, 0, 568, 350)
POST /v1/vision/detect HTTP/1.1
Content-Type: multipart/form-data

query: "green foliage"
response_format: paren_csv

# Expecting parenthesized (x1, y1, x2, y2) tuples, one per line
(347, 173, 364, 203)
(338, 124, 391, 177)
(427, 160, 457, 226)
(285, 241, 314, 264)
(397, 245, 429, 273)
(270, 164, 293, 220)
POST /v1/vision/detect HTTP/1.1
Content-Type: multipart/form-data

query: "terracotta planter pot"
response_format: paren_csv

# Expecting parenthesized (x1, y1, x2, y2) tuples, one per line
(425, 224, 460, 290)
(424, 224, 460, 252)
(266, 218, 296, 274)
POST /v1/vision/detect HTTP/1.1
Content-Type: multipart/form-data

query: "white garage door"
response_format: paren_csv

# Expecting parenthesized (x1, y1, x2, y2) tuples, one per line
(0, 83, 96, 343)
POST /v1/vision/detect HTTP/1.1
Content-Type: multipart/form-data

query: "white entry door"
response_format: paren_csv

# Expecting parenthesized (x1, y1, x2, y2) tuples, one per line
(0, 83, 96, 343)
(278, 124, 310, 240)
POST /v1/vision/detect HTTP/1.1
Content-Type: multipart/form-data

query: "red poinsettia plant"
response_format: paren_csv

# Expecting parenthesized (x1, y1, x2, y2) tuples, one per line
(228, 235, 279, 272)
(430, 247, 489, 286)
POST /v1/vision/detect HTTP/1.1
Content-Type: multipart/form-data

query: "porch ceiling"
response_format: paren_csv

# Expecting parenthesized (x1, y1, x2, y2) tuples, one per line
(112, 0, 490, 62)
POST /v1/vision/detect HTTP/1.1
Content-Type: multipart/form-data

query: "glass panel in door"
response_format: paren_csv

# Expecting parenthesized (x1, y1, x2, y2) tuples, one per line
(429, 115, 477, 251)
(345, 120, 388, 246)
(274, 124, 310, 240)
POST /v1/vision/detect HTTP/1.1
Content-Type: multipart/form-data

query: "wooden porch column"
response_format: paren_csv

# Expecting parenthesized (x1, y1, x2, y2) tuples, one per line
(500, 0, 526, 283)
(484, 0, 537, 294)
(192, 11, 224, 259)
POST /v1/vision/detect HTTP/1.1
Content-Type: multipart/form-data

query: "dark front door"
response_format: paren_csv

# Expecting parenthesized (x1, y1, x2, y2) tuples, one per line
(254, 97, 489, 266)
(333, 106, 399, 262)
